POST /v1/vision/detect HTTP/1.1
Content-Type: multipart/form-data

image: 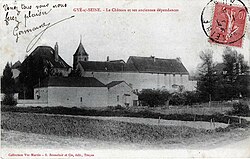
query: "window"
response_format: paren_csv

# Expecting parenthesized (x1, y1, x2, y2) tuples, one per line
(117, 95, 119, 102)
(80, 97, 82, 102)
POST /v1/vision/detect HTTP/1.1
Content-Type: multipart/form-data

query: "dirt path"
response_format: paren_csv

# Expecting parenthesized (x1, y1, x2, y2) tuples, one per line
(85, 116, 228, 130)
(203, 117, 250, 158)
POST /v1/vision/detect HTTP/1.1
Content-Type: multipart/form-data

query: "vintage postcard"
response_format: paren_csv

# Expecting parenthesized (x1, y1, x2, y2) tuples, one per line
(1, 0, 250, 158)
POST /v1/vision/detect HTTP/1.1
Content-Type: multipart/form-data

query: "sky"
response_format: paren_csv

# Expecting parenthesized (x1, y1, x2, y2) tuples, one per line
(0, 0, 249, 75)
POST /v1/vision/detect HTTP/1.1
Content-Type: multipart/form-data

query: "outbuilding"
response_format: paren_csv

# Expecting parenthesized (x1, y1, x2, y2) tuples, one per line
(107, 81, 138, 107)
(34, 77, 108, 107)
(32, 77, 138, 107)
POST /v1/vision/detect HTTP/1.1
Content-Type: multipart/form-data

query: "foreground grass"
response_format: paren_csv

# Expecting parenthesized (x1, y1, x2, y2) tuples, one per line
(1, 112, 226, 144)
(2, 126, 250, 150)
(2, 106, 250, 150)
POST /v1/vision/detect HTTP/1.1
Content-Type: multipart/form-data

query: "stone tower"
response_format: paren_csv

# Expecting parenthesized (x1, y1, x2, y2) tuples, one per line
(73, 40, 89, 70)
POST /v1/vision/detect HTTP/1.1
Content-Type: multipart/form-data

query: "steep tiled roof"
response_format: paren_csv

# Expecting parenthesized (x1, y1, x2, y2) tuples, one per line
(127, 56, 189, 74)
(24, 46, 71, 69)
(106, 81, 124, 88)
(78, 56, 189, 74)
(78, 61, 138, 72)
(34, 77, 106, 88)
(74, 42, 88, 56)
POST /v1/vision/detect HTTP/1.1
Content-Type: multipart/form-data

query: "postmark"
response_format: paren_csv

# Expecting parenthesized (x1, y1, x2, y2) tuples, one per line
(201, 0, 248, 47)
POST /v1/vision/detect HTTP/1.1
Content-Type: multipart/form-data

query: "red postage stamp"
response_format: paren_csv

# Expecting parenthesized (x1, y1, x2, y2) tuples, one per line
(209, 2, 247, 47)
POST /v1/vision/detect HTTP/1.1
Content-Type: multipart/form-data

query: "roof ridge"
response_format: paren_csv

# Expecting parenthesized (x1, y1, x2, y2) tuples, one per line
(35, 76, 106, 88)
(130, 56, 177, 60)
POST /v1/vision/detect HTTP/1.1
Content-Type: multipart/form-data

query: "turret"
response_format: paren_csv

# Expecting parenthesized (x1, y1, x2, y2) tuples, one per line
(73, 39, 89, 70)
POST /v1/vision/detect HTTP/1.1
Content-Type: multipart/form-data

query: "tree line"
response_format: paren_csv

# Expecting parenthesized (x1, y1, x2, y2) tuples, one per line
(197, 47, 249, 102)
(138, 47, 249, 107)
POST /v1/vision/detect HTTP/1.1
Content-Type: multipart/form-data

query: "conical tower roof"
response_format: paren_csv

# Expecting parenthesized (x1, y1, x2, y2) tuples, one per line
(74, 42, 88, 56)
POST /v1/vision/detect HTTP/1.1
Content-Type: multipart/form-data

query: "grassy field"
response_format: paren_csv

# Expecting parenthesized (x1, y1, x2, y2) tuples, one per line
(2, 125, 250, 150)
(2, 103, 249, 151)
(2, 111, 249, 143)
(2, 112, 221, 144)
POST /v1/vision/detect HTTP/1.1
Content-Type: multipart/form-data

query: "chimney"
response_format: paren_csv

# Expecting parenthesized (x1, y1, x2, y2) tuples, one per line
(151, 55, 155, 62)
(54, 42, 59, 62)
(107, 56, 109, 62)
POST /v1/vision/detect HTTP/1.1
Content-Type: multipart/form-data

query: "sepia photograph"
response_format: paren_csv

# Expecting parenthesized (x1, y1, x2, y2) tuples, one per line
(0, 0, 250, 158)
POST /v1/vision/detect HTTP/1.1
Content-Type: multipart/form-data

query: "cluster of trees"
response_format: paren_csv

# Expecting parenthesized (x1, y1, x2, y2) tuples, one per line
(197, 47, 249, 101)
(1, 63, 17, 105)
(1, 56, 60, 101)
(18, 56, 50, 99)
(138, 47, 249, 107)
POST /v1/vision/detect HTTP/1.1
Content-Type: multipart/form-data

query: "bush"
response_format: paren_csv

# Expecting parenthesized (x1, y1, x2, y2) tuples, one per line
(2, 94, 17, 106)
(107, 105, 126, 110)
(138, 89, 170, 107)
(231, 102, 249, 115)
(168, 91, 201, 106)
(169, 92, 185, 105)
(183, 91, 200, 105)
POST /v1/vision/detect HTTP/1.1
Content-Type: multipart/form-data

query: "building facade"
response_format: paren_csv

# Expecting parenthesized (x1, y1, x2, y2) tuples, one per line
(32, 77, 138, 107)
(20, 43, 72, 77)
(107, 81, 138, 106)
(74, 46, 197, 91)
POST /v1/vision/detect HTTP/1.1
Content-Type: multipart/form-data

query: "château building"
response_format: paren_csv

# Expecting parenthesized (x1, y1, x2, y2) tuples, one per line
(20, 43, 72, 77)
(73, 41, 197, 91)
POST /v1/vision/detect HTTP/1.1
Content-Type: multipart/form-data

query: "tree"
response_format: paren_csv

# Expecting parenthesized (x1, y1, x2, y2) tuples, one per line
(18, 56, 48, 99)
(197, 49, 218, 101)
(1, 62, 16, 105)
(2, 94, 17, 106)
(1, 62, 15, 94)
(221, 47, 249, 99)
